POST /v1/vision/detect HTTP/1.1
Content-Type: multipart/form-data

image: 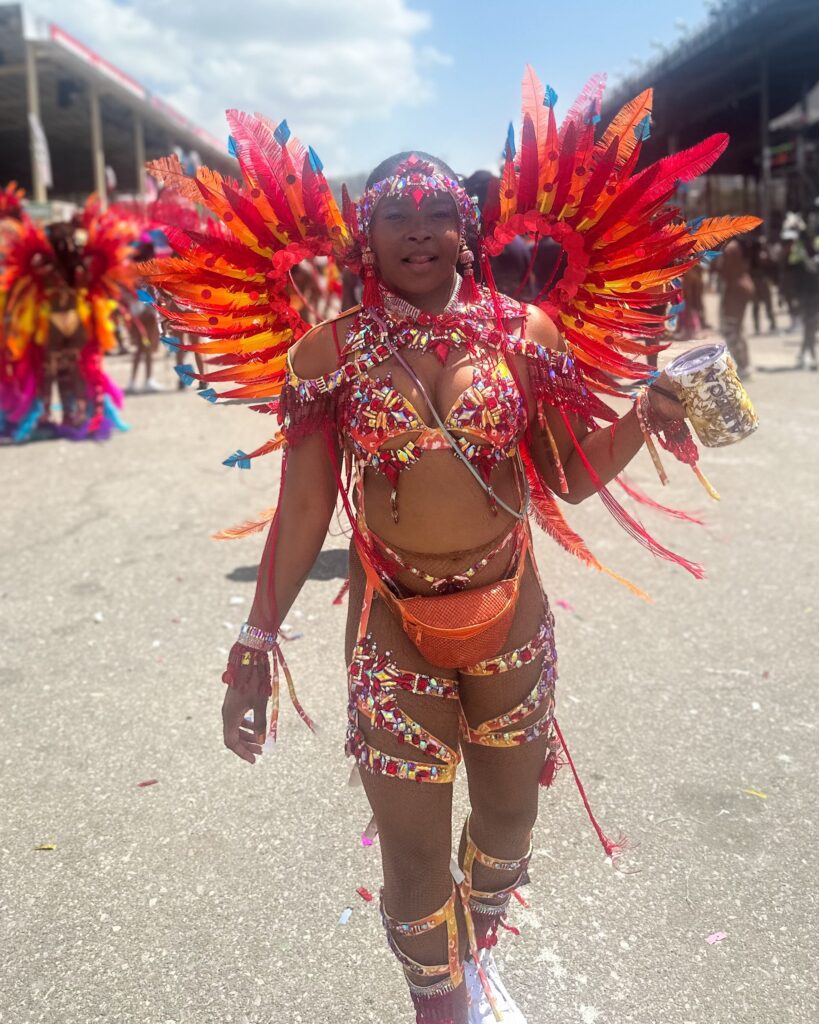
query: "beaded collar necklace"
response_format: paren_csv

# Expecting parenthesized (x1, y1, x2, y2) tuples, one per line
(381, 275, 461, 322)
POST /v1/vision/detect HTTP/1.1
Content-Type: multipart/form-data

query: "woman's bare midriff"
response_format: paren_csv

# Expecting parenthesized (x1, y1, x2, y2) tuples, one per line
(358, 451, 524, 596)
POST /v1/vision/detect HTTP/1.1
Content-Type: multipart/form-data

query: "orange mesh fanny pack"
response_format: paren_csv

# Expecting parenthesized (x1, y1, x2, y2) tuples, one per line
(359, 542, 526, 669)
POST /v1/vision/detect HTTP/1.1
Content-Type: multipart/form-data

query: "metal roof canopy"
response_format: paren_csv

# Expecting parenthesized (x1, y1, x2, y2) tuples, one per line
(0, 3, 235, 206)
(601, 0, 819, 220)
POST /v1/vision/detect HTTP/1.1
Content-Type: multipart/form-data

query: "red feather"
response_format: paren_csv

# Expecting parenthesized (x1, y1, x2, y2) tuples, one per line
(517, 114, 539, 211)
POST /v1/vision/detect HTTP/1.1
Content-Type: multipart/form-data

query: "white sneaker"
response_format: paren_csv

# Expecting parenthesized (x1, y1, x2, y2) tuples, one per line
(143, 378, 164, 392)
(465, 948, 527, 1023)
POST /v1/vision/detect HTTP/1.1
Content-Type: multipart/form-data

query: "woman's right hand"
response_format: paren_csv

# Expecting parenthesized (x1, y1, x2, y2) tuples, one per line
(222, 684, 268, 764)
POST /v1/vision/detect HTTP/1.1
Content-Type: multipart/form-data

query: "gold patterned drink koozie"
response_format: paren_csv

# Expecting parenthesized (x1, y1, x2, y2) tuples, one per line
(665, 344, 759, 447)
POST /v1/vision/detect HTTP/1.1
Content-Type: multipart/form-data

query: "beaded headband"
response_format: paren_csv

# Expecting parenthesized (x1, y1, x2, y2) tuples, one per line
(356, 154, 479, 238)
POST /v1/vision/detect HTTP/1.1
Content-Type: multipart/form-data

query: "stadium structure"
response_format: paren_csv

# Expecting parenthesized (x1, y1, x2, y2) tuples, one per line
(0, 3, 234, 216)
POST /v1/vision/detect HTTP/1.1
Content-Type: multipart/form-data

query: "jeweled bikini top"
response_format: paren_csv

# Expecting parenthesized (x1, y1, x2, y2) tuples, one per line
(283, 285, 584, 520)
(284, 287, 522, 517)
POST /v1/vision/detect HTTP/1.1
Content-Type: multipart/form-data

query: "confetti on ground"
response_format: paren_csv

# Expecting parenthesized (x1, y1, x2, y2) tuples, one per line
(278, 623, 304, 642)
(762, 671, 769, 679)
(229, 595, 245, 606)
(743, 788, 768, 799)
(361, 834, 374, 847)
(706, 931, 728, 945)
(137, 779, 159, 788)
(93, 611, 104, 623)
(512, 889, 530, 908)
(338, 907, 353, 925)
(34, 843, 56, 851)
(356, 887, 374, 903)
(555, 599, 575, 612)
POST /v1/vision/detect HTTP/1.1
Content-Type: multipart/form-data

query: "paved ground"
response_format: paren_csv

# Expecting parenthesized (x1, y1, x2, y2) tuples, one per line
(1, 309, 817, 1024)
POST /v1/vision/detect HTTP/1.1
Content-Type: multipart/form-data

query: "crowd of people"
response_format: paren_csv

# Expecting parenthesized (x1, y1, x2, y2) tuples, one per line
(673, 218, 819, 379)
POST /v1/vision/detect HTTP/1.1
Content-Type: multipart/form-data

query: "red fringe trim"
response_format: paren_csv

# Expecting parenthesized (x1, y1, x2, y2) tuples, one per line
(552, 717, 634, 866)
(616, 474, 705, 525)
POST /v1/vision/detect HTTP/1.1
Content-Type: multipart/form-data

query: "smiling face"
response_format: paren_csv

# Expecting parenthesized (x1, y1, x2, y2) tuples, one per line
(368, 192, 461, 306)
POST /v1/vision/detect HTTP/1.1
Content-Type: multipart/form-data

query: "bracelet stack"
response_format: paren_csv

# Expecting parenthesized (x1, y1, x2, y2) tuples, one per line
(634, 387, 720, 501)
(238, 622, 278, 651)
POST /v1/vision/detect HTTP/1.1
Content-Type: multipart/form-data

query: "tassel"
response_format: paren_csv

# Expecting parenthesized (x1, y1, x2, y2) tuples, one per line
(692, 464, 721, 501)
(333, 577, 350, 605)
(458, 267, 480, 305)
(274, 643, 317, 734)
(361, 246, 381, 309)
(198, 388, 218, 403)
(457, 240, 480, 304)
(539, 749, 564, 787)
(552, 718, 633, 865)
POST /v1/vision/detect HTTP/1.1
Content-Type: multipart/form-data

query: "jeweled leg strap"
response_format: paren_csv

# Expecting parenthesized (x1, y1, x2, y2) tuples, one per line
(460, 815, 532, 951)
(346, 634, 461, 784)
(380, 886, 464, 1023)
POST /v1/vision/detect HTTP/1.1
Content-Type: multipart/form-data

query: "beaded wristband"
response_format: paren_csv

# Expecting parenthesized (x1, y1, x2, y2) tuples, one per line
(634, 387, 720, 500)
(238, 622, 277, 651)
(634, 388, 670, 485)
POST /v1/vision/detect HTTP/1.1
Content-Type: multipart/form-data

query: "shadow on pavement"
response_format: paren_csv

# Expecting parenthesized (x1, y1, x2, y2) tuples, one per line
(227, 547, 348, 584)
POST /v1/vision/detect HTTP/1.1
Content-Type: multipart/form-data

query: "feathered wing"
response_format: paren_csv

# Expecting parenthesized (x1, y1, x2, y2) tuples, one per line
(76, 196, 139, 353)
(488, 67, 761, 388)
(0, 217, 54, 359)
(0, 218, 51, 426)
(141, 113, 354, 426)
(490, 69, 761, 583)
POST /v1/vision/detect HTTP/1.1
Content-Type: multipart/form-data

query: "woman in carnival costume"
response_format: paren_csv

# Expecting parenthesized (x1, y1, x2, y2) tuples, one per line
(0, 197, 135, 441)
(143, 68, 758, 1024)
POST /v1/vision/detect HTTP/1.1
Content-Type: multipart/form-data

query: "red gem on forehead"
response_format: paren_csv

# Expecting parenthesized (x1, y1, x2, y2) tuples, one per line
(409, 187, 426, 208)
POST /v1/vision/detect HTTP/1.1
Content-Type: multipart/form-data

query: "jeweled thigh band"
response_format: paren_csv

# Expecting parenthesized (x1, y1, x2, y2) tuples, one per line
(345, 605, 558, 785)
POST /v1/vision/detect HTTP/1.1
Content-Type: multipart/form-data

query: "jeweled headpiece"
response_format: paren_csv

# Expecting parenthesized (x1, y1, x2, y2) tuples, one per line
(356, 154, 479, 238)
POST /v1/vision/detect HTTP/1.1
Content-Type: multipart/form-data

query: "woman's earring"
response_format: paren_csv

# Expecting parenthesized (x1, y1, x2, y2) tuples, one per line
(361, 245, 381, 309)
(458, 239, 480, 304)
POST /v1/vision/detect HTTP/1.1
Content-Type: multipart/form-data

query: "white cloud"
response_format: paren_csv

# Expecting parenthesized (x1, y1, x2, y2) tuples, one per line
(26, 0, 447, 170)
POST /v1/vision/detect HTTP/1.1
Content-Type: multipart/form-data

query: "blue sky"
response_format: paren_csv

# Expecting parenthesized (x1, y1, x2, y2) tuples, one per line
(29, 0, 713, 176)
(359, 0, 713, 175)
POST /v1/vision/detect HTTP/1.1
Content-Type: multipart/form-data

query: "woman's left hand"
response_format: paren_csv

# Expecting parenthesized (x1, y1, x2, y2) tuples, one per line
(648, 372, 687, 422)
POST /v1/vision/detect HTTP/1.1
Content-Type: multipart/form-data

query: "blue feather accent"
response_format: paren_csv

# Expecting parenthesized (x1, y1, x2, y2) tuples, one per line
(0, 409, 6, 432)
(228, 135, 238, 158)
(669, 301, 686, 315)
(687, 214, 705, 232)
(274, 119, 291, 146)
(136, 288, 154, 304)
(198, 388, 218, 403)
(223, 449, 251, 470)
(308, 146, 323, 173)
(103, 394, 129, 432)
(505, 122, 516, 159)
(544, 85, 558, 108)
(160, 334, 180, 352)
(12, 399, 43, 443)
(634, 115, 651, 142)
(175, 363, 196, 387)
(701, 250, 721, 263)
